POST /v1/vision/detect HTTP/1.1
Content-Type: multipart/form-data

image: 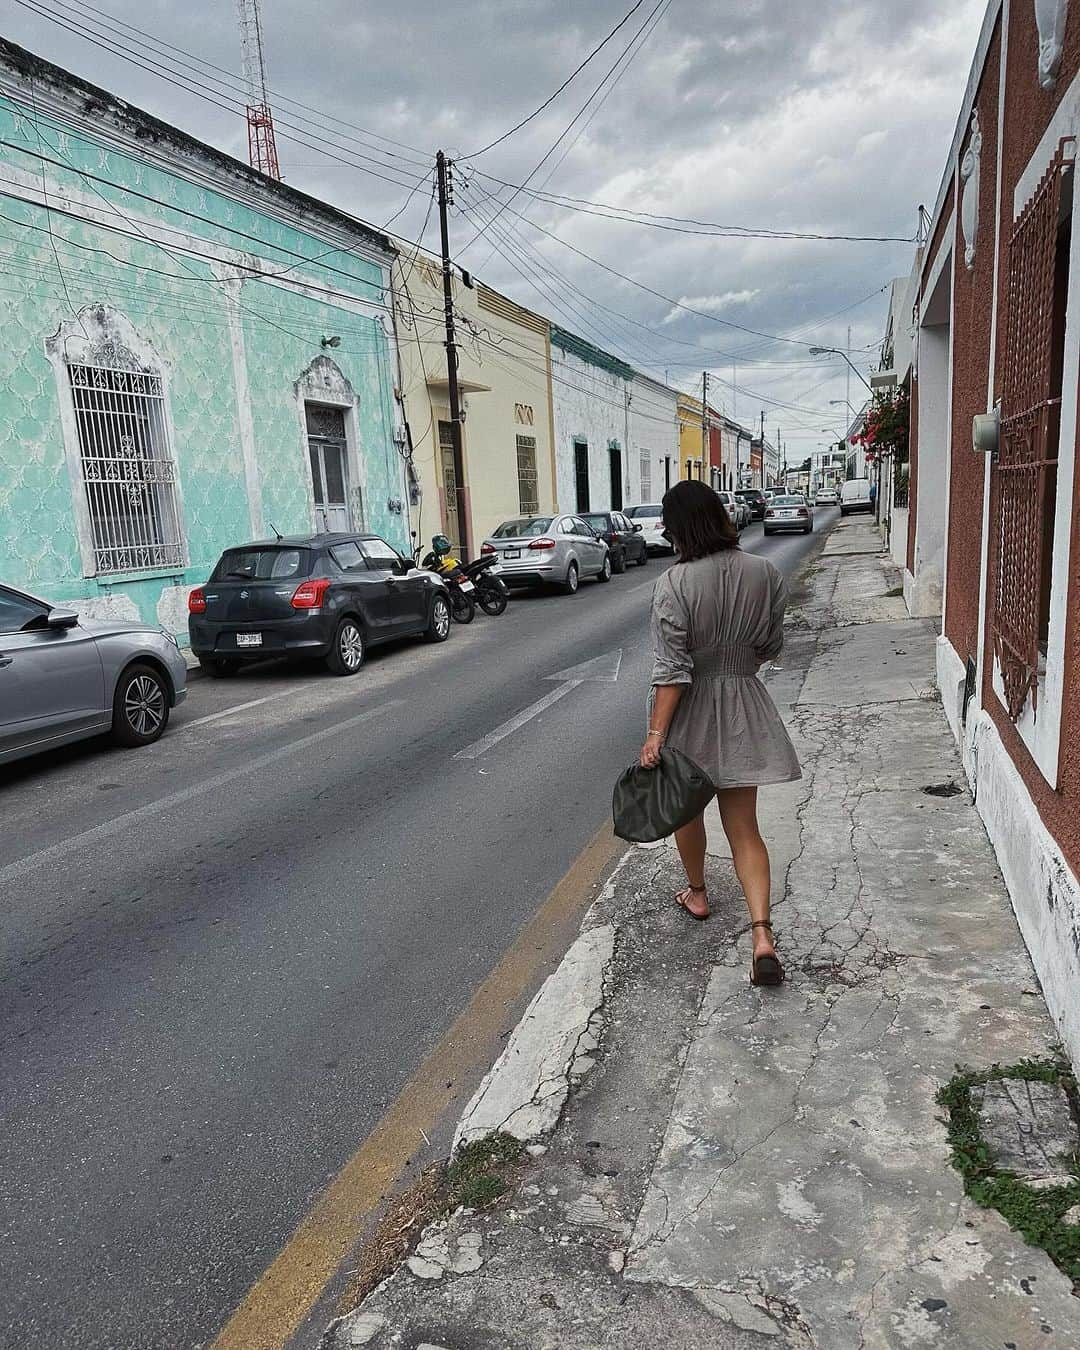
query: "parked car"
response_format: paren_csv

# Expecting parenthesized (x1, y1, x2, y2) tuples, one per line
(717, 491, 750, 530)
(480, 514, 611, 593)
(0, 582, 187, 766)
(580, 510, 648, 571)
(188, 533, 452, 677)
(736, 488, 769, 520)
(814, 487, 840, 506)
(625, 502, 672, 554)
(840, 478, 874, 516)
(763, 494, 814, 535)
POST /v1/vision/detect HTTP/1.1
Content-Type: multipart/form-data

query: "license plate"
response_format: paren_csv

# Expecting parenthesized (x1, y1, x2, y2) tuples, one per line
(504, 548, 521, 559)
(236, 632, 262, 647)
(459, 580, 475, 593)
(780, 511, 795, 518)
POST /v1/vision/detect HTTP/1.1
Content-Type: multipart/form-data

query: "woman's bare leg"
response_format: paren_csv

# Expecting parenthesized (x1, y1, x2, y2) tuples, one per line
(673, 811, 709, 918)
(715, 787, 775, 957)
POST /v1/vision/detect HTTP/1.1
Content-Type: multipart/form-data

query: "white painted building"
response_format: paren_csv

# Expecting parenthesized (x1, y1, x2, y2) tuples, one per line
(629, 373, 679, 505)
(550, 326, 635, 514)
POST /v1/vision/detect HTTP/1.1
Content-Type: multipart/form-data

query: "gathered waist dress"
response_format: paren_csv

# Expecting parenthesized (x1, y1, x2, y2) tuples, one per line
(648, 551, 801, 789)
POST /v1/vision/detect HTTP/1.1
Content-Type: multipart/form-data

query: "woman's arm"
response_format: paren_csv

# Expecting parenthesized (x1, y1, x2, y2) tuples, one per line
(639, 684, 684, 768)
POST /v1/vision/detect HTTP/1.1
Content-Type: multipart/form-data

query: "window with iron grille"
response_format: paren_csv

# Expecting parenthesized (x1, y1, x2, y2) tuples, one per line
(992, 138, 1074, 721)
(640, 453, 651, 502)
(69, 363, 185, 575)
(516, 434, 539, 515)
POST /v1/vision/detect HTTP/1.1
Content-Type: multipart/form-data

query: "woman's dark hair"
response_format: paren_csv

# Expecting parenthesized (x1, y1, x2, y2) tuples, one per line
(661, 480, 740, 560)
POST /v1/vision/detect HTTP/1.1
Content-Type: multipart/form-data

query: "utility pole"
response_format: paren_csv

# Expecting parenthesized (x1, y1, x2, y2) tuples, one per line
(845, 325, 852, 429)
(701, 370, 708, 484)
(759, 409, 765, 490)
(436, 150, 469, 557)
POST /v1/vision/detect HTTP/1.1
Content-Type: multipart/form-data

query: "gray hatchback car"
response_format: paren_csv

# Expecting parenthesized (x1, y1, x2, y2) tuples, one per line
(0, 583, 188, 767)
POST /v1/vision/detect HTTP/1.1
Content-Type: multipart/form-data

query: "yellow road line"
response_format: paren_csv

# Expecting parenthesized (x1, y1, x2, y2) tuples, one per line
(211, 822, 623, 1350)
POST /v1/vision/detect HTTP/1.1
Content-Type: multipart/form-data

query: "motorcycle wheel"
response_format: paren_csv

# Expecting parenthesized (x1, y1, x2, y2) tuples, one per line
(450, 588, 476, 623)
(478, 583, 508, 616)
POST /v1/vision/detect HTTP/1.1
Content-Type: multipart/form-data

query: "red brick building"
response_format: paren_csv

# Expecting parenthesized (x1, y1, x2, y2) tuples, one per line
(903, 0, 1080, 1065)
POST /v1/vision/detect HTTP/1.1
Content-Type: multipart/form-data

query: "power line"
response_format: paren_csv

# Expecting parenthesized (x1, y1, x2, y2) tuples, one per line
(457, 0, 671, 257)
(464, 1, 649, 159)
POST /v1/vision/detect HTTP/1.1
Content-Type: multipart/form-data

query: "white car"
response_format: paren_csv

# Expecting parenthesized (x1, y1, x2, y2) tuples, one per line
(815, 487, 839, 505)
(625, 502, 673, 553)
(717, 491, 750, 530)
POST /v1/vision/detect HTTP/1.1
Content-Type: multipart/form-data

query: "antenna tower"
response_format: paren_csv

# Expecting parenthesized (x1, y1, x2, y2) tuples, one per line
(236, 0, 281, 179)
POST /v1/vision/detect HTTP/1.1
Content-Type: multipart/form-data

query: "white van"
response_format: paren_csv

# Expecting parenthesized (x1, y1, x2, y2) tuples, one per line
(840, 478, 873, 516)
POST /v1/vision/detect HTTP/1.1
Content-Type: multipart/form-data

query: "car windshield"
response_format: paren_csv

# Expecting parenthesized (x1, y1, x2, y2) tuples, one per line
(771, 496, 806, 506)
(582, 514, 612, 533)
(211, 547, 312, 581)
(628, 505, 662, 518)
(493, 517, 554, 538)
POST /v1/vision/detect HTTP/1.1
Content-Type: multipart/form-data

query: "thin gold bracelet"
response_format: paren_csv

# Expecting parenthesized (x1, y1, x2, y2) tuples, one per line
(647, 728, 665, 738)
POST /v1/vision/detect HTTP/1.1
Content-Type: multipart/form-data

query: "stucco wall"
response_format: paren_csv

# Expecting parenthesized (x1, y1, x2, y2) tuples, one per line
(551, 345, 630, 513)
(629, 376, 678, 505)
(0, 78, 401, 635)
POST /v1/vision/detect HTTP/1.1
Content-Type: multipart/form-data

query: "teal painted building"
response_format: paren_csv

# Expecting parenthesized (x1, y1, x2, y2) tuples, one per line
(0, 39, 407, 639)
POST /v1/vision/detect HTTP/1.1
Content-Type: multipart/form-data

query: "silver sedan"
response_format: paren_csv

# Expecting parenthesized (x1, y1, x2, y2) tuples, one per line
(480, 514, 612, 594)
(763, 493, 815, 535)
(0, 582, 188, 766)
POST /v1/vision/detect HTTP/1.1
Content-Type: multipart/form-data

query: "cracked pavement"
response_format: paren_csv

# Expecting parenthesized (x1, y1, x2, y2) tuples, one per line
(328, 523, 1080, 1350)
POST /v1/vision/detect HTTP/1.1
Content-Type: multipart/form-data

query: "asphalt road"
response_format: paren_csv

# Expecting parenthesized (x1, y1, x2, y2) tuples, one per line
(0, 513, 835, 1349)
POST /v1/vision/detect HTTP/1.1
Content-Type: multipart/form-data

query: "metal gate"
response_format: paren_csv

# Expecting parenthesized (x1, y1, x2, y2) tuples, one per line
(992, 139, 1074, 720)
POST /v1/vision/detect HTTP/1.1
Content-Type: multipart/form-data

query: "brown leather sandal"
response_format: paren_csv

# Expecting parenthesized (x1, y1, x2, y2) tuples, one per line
(676, 884, 710, 922)
(750, 920, 784, 986)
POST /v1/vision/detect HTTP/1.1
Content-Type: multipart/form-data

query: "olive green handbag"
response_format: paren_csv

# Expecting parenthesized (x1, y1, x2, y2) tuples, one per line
(612, 747, 716, 843)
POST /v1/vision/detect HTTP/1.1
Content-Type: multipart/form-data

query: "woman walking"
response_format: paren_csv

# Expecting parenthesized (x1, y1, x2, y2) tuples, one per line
(639, 480, 801, 986)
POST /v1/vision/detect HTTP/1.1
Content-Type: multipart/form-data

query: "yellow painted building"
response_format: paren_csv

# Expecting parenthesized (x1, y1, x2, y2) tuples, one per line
(393, 248, 556, 558)
(676, 392, 708, 484)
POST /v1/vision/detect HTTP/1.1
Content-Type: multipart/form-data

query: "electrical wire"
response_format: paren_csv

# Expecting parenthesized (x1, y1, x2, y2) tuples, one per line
(464, 1, 649, 159)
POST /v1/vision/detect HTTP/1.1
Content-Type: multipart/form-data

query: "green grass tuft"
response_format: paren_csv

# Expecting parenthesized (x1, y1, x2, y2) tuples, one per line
(443, 1131, 525, 1213)
(936, 1054, 1080, 1284)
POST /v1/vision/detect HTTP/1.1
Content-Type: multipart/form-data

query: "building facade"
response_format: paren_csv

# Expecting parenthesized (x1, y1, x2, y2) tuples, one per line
(628, 373, 679, 504)
(550, 327, 634, 514)
(0, 40, 405, 637)
(395, 256, 556, 555)
(904, 0, 1080, 1067)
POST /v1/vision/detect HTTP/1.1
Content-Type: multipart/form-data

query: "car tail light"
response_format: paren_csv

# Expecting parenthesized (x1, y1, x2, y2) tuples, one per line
(797, 508, 808, 517)
(291, 577, 331, 609)
(654, 521, 665, 530)
(528, 538, 556, 550)
(765, 510, 775, 519)
(188, 587, 207, 614)
(481, 543, 496, 554)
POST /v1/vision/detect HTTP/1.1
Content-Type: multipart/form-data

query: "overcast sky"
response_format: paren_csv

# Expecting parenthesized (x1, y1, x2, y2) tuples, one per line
(4, 0, 985, 457)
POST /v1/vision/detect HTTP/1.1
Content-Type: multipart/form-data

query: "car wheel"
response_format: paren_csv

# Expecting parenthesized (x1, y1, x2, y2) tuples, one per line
(597, 554, 612, 583)
(425, 593, 451, 642)
(763, 528, 773, 536)
(198, 656, 240, 678)
(112, 663, 170, 748)
(636, 545, 648, 566)
(562, 561, 580, 595)
(325, 616, 365, 676)
(612, 548, 626, 574)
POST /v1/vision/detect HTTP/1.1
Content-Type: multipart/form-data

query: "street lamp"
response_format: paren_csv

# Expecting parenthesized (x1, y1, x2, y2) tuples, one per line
(809, 346, 873, 391)
(830, 399, 858, 414)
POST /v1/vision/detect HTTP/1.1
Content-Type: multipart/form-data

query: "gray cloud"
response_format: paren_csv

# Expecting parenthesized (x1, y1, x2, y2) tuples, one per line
(4, 0, 983, 450)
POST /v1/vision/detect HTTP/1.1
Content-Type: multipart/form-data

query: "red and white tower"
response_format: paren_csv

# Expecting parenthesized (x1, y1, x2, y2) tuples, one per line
(236, 0, 281, 179)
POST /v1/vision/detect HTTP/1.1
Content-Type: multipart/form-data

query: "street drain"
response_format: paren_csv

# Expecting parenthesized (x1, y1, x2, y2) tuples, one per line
(921, 781, 962, 798)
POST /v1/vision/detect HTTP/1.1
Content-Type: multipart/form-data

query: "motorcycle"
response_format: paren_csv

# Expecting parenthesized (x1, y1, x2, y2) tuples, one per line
(459, 553, 510, 617)
(418, 536, 476, 624)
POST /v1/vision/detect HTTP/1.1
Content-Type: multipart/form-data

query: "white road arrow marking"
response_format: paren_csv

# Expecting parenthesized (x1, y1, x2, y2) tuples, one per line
(453, 649, 623, 761)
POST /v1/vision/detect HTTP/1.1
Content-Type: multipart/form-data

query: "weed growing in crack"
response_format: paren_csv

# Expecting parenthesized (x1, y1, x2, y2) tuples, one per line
(937, 1054, 1080, 1286)
(444, 1131, 525, 1211)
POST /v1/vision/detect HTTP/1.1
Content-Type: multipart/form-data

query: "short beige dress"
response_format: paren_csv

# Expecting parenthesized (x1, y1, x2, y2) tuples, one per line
(649, 549, 801, 788)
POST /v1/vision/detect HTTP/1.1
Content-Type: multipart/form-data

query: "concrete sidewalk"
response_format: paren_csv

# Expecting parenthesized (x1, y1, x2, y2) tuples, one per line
(329, 522, 1080, 1349)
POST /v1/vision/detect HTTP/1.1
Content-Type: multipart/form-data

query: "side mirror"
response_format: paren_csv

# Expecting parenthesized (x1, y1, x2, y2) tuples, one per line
(633, 523, 643, 532)
(47, 608, 79, 630)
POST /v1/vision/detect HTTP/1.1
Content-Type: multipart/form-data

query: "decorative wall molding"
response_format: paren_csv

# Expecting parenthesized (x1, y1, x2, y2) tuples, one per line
(960, 111, 983, 270)
(1035, 0, 1069, 90)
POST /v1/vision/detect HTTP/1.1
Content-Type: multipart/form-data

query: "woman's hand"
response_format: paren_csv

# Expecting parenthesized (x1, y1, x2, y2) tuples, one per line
(639, 731, 664, 769)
